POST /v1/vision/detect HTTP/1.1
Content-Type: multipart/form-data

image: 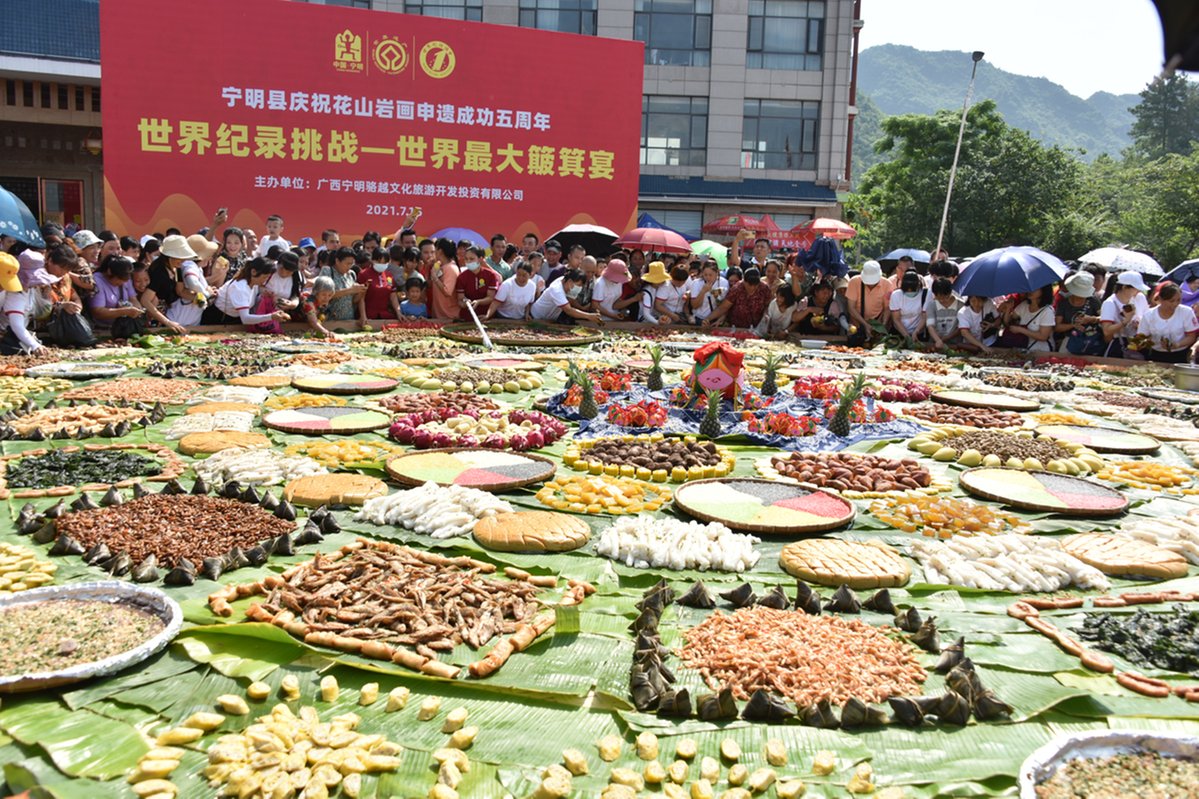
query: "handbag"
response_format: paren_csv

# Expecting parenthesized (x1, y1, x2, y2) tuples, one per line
(46, 307, 96, 348)
(110, 314, 145, 340)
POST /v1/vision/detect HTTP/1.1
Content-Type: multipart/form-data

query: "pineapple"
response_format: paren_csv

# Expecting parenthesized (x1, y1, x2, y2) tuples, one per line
(699, 389, 723, 439)
(646, 345, 664, 391)
(760, 353, 782, 396)
(575, 368, 598, 419)
(829, 372, 867, 438)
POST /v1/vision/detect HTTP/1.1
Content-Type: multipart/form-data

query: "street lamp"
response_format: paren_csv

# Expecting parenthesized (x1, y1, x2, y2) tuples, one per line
(933, 50, 984, 260)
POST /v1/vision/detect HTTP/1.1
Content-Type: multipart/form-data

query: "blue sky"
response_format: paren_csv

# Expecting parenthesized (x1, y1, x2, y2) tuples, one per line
(858, 0, 1165, 98)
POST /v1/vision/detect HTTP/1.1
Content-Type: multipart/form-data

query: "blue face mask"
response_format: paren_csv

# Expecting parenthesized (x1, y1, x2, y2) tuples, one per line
(904, 290, 919, 298)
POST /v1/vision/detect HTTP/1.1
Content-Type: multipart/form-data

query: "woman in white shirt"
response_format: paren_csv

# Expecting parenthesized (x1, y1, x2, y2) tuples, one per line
(1137, 282, 1199, 363)
(212, 258, 293, 328)
(755, 284, 798, 340)
(1100, 271, 1151, 358)
(0, 253, 45, 355)
(592, 259, 630, 321)
(653, 265, 691, 325)
(1003, 285, 1056, 353)
(687, 263, 728, 324)
(957, 295, 999, 353)
(486, 261, 537, 320)
(888, 271, 928, 344)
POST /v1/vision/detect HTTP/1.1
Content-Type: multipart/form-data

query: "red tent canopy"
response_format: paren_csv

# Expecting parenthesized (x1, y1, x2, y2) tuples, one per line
(702, 214, 763, 236)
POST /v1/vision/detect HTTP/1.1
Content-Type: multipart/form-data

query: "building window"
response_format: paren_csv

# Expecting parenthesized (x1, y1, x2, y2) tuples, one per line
(747, 0, 824, 71)
(641, 96, 707, 167)
(646, 209, 702, 239)
(406, 0, 482, 21)
(742, 99, 820, 170)
(635, 0, 711, 67)
(519, 0, 597, 35)
(324, 0, 372, 7)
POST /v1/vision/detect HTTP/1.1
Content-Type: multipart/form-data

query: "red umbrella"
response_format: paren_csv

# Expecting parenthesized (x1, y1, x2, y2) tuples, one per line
(615, 227, 692, 254)
(702, 214, 763, 236)
(792, 217, 857, 240)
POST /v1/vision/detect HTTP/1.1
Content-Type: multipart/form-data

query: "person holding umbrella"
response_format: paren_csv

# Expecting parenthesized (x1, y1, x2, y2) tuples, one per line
(1136, 283, 1199, 363)
(1100, 271, 1150, 358)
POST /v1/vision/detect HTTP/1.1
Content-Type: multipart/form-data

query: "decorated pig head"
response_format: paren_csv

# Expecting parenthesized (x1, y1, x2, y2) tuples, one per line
(686, 342, 746, 405)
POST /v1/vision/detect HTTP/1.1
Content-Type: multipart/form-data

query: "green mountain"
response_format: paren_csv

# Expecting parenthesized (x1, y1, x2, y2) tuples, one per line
(857, 44, 1139, 162)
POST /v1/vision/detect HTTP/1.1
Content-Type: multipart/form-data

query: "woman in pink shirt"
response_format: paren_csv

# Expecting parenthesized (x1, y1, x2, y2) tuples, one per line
(427, 237, 460, 320)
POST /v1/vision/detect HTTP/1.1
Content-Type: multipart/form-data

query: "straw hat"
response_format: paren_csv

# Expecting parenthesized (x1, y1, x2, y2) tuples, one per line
(186, 234, 219, 260)
(160, 234, 199, 261)
(642, 260, 670, 285)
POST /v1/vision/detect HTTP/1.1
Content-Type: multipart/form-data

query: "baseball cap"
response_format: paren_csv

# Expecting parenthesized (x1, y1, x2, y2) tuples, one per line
(298, 237, 317, 250)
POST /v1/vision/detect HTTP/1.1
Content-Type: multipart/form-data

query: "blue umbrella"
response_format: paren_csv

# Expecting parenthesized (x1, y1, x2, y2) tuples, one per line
(880, 248, 931, 263)
(1164, 259, 1199, 284)
(0, 185, 44, 247)
(430, 227, 487, 247)
(955, 246, 1069, 297)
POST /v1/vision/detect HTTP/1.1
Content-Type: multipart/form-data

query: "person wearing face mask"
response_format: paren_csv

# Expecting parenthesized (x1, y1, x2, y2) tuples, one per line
(654, 265, 693, 325)
(530, 268, 603, 325)
(704, 266, 773, 329)
(454, 246, 501, 320)
(888, 271, 928, 347)
(359, 247, 402, 321)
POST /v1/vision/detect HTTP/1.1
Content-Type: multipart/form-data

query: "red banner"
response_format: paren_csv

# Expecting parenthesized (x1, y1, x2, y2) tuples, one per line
(99, 0, 643, 243)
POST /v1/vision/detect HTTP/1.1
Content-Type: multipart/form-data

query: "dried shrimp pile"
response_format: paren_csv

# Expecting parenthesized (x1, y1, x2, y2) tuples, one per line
(679, 606, 926, 707)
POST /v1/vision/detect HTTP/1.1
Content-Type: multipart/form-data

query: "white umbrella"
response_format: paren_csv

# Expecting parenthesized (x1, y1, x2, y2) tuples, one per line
(1079, 247, 1164, 276)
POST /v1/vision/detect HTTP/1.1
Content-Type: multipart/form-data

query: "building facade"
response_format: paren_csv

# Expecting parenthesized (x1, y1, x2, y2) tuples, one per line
(0, 0, 860, 239)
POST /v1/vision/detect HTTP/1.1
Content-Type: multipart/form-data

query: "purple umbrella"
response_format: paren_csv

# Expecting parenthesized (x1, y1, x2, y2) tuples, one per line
(431, 227, 487, 247)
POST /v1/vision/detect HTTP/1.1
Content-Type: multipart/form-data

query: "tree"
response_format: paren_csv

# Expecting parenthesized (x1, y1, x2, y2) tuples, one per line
(1128, 74, 1199, 160)
(848, 100, 1085, 258)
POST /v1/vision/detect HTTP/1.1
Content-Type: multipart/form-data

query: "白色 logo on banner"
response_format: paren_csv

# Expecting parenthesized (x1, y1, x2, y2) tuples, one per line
(372, 35, 409, 75)
(333, 29, 364, 73)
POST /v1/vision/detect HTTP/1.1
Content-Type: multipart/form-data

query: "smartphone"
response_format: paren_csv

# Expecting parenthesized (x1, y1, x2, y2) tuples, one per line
(218, 207, 228, 215)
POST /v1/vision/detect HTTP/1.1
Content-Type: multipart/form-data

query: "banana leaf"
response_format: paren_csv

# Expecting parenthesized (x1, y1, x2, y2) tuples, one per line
(0, 701, 146, 779)
(174, 623, 306, 680)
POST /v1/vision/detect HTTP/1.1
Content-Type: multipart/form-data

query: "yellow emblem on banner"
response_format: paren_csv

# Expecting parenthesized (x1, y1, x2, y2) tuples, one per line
(373, 36, 409, 75)
(419, 40, 456, 79)
(333, 29, 364, 73)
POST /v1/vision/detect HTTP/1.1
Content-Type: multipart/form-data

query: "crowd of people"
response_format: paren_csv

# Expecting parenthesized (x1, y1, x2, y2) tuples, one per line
(0, 215, 1196, 364)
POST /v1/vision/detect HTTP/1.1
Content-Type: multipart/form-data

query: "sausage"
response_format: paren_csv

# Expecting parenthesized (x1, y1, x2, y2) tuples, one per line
(1023, 598, 1061, 610)
(1051, 597, 1084, 609)
(1119, 592, 1164, 605)
(1116, 672, 1170, 698)
(1008, 601, 1039, 620)
(1054, 635, 1084, 656)
(1026, 617, 1060, 636)
(1092, 596, 1128, 608)
(1079, 649, 1115, 673)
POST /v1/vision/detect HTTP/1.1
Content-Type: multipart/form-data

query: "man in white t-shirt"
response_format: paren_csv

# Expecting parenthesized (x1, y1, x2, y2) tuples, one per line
(593, 259, 631, 321)
(486, 261, 537, 320)
(529, 268, 602, 324)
